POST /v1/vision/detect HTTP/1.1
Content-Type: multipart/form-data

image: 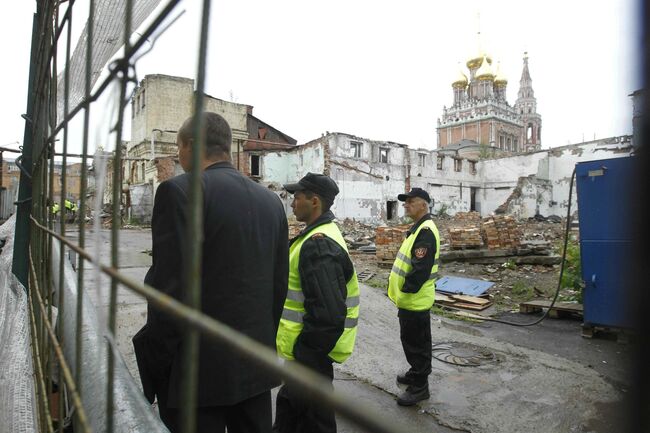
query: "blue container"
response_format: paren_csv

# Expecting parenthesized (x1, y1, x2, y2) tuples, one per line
(576, 157, 635, 328)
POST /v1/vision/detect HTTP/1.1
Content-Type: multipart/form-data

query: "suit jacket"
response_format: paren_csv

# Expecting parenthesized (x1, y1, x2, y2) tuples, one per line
(133, 161, 289, 408)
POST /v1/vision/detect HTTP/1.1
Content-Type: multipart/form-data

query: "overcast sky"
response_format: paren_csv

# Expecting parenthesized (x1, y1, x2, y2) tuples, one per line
(0, 0, 642, 156)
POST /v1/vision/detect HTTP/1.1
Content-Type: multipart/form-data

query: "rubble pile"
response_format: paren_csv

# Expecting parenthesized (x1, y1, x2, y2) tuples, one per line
(452, 211, 481, 224)
(482, 215, 522, 250)
(288, 220, 305, 239)
(447, 211, 483, 249)
(340, 218, 376, 249)
(448, 227, 484, 249)
(375, 225, 409, 261)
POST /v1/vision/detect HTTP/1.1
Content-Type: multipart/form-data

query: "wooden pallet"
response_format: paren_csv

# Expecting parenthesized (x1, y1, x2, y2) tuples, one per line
(582, 324, 634, 343)
(356, 270, 376, 282)
(519, 300, 583, 319)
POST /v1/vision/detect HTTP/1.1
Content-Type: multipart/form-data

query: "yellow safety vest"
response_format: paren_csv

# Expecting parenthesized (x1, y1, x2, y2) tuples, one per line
(388, 219, 440, 311)
(276, 221, 360, 363)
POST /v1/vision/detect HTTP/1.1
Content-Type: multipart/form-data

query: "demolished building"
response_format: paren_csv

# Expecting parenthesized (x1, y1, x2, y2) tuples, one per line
(104, 74, 635, 224)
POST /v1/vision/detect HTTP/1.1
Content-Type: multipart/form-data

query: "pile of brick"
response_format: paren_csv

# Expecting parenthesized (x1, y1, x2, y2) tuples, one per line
(448, 227, 483, 249)
(481, 215, 522, 249)
(452, 211, 481, 224)
(448, 211, 483, 249)
(375, 225, 409, 261)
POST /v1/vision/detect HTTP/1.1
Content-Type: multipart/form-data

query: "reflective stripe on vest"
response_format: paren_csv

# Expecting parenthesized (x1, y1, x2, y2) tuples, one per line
(387, 219, 440, 311)
(276, 221, 360, 363)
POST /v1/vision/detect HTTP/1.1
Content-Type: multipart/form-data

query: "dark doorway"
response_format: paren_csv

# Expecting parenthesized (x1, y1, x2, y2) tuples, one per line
(387, 200, 397, 220)
(470, 187, 477, 212)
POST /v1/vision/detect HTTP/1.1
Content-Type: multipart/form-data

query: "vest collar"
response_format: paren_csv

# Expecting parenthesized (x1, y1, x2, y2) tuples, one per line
(290, 210, 336, 246)
(407, 213, 432, 236)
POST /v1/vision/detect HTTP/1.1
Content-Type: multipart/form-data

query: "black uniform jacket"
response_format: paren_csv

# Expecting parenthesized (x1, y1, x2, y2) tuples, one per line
(290, 211, 354, 368)
(401, 214, 437, 294)
(133, 161, 289, 408)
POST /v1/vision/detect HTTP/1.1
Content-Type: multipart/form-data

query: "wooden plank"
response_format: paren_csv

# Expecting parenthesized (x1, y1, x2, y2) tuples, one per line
(450, 294, 491, 305)
(520, 300, 583, 313)
(452, 301, 493, 311)
(435, 293, 455, 303)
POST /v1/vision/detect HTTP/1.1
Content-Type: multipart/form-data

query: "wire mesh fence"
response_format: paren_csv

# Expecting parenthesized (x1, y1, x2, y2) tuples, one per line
(16, 1, 413, 432)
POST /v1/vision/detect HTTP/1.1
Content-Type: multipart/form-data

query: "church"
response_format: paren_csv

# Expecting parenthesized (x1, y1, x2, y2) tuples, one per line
(437, 45, 542, 155)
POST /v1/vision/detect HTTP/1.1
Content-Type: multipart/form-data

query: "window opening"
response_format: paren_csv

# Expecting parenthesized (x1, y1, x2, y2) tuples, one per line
(250, 154, 261, 177)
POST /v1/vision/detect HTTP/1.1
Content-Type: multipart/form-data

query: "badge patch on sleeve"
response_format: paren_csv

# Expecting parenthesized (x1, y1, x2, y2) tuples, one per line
(414, 247, 428, 259)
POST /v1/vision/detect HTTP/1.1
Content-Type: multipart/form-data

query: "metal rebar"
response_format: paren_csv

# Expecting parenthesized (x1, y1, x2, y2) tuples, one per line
(57, 6, 74, 432)
(29, 248, 93, 433)
(75, 0, 94, 399)
(107, 2, 132, 431)
(27, 266, 55, 433)
(180, 0, 211, 431)
(30, 217, 411, 433)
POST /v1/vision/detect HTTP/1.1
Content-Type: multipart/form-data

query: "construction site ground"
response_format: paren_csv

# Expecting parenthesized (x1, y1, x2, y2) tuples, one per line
(64, 224, 632, 433)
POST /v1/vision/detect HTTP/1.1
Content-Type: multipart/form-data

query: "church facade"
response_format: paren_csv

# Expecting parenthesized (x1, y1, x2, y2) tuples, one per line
(437, 50, 542, 154)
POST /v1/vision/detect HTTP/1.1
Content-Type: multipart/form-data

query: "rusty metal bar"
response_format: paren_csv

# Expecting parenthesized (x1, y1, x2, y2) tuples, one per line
(75, 0, 94, 395)
(107, 1, 133, 431)
(180, 0, 211, 430)
(30, 216, 410, 433)
(27, 266, 55, 433)
(29, 248, 93, 433)
(57, 6, 74, 431)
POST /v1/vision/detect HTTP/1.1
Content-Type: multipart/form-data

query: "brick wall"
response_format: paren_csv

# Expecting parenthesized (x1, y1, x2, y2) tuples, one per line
(375, 225, 409, 261)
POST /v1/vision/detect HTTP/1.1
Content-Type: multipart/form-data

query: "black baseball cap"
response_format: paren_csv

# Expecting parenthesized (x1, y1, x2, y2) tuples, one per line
(284, 173, 340, 202)
(398, 187, 431, 203)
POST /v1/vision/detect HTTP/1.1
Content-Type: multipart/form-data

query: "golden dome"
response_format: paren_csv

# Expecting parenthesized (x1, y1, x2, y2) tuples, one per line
(467, 53, 492, 70)
(476, 56, 495, 81)
(452, 63, 468, 88)
(494, 61, 507, 86)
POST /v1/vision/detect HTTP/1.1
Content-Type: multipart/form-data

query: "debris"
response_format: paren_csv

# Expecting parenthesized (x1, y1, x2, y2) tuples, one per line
(436, 275, 494, 297)
(519, 300, 583, 319)
(375, 225, 409, 260)
(356, 270, 375, 282)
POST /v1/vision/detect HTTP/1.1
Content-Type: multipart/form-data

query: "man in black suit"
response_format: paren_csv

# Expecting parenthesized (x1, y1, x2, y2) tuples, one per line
(133, 112, 289, 433)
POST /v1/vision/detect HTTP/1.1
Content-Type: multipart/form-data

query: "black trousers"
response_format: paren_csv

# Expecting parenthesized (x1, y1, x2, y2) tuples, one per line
(273, 358, 336, 433)
(158, 390, 272, 433)
(398, 308, 432, 388)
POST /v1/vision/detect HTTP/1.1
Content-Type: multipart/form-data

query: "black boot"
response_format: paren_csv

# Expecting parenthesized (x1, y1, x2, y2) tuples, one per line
(397, 384, 430, 406)
(396, 373, 418, 386)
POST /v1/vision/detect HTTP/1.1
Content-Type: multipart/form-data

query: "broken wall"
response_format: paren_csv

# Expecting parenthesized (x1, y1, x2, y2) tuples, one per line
(327, 133, 408, 223)
(410, 150, 481, 215)
(129, 183, 153, 224)
(479, 136, 633, 217)
(261, 139, 327, 215)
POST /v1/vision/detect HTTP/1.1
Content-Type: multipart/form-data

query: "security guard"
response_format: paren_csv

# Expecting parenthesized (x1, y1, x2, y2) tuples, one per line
(275, 173, 359, 433)
(388, 187, 440, 406)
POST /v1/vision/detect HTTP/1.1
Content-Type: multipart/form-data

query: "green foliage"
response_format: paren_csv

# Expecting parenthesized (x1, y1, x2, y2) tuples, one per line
(435, 203, 449, 217)
(478, 143, 491, 160)
(557, 239, 583, 302)
(502, 259, 517, 270)
(364, 277, 386, 290)
(512, 280, 533, 298)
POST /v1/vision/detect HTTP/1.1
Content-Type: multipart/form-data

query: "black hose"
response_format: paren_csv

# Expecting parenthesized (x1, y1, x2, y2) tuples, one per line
(462, 167, 578, 327)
